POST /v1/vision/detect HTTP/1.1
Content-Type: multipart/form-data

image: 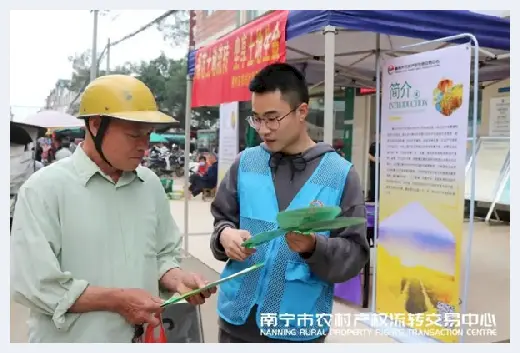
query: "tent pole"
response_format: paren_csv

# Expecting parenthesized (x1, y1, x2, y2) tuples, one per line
(183, 74, 193, 256)
(495, 53, 510, 60)
(322, 25, 337, 145)
(370, 33, 381, 313)
(363, 94, 371, 195)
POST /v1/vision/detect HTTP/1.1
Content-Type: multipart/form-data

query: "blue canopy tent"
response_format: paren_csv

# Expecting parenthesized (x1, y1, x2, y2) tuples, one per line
(186, 10, 509, 145)
(188, 11, 509, 80)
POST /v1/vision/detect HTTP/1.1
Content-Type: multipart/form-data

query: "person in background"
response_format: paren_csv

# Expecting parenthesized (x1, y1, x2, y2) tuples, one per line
(367, 134, 379, 202)
(41, 142, 50, 164)
(34, 142, 43, 163)
(333, 139, 345, 158)
(10, 74, 215, 343)
(197, 154, 208, 175)
(54, 137, 72, 161)
(209, 63, 368, 343)
(189, 153, 218, 198)
(30, 145, 44, 171)
(42, 141, 55, 164)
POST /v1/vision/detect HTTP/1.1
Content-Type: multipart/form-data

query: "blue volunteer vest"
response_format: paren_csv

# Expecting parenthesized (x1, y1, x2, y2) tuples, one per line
(217, 146, 352, 341)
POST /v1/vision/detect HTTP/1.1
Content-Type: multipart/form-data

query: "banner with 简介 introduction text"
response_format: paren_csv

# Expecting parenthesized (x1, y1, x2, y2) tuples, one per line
(375, 44, 471, 343)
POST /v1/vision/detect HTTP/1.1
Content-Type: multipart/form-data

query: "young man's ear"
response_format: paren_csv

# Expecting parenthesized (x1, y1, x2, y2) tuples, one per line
(297, 103, 309, 122)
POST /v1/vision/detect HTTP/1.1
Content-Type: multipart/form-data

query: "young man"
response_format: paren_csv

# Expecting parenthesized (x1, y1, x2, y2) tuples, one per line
(11, 75, 215, 343)
(210, 63, 369, 343)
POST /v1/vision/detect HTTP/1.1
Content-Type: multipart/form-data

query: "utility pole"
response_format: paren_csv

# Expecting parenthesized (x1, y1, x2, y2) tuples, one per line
(106, 38, 111, 75)
(183, 10, 196, 254)
(90, 10, 99, 82)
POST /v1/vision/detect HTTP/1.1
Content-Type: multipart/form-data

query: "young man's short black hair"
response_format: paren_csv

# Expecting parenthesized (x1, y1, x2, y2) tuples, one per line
(249, 63, 309, 108)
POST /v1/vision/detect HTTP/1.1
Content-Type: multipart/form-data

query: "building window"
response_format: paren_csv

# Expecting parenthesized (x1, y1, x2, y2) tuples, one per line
(246, 10, 268, 22)
(204, 10, 216, 17)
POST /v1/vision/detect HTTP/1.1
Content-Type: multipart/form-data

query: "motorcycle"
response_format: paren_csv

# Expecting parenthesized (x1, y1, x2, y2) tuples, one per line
(148, 150, 175, 177)
(171, 153, 185, 177)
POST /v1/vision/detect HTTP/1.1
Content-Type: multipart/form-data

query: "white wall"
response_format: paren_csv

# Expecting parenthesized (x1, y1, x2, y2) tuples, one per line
(351, 95, 373, 194)
(480, 78, 510, 137)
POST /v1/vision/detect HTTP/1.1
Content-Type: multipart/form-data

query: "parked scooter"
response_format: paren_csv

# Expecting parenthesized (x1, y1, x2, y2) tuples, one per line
(171, 153, 185, 177)
(148, 149, 175, 177)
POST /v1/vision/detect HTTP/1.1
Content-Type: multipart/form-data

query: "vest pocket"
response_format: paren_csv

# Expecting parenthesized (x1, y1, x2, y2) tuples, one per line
(279, 261, 325, 322)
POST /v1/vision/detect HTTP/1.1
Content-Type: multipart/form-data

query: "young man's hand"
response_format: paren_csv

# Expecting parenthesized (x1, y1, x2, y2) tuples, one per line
(220, 228, 256, 261)
(285, 232, 317, 254)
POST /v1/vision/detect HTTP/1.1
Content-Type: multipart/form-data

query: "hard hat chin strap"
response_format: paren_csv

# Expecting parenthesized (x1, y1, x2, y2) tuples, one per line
(85, 118, 113, 167)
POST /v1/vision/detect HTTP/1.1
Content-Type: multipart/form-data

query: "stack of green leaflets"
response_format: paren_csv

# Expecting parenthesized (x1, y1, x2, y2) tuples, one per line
(161, 262, 265, 307)
(242, 206, 366, 249)
(161, 206, 365, 306)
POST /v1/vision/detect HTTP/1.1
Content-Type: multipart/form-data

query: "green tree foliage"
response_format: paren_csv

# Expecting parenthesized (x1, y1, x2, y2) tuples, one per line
(67, 51, 132, 93)
(130, 53, 219, 128)
(53, 10, 219, 127)
(155, 10, 190, 47)
(59, 51, 218, 127)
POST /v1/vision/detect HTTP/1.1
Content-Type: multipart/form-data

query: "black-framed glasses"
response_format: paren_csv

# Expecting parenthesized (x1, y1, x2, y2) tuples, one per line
(246, 106, 299, 131)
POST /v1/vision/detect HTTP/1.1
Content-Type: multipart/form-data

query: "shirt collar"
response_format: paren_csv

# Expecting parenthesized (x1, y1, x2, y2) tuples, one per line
(72, 144, 144, 186)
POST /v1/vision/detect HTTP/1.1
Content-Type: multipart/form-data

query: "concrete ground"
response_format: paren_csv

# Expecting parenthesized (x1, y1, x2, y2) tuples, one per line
(10, 193, 510, 343)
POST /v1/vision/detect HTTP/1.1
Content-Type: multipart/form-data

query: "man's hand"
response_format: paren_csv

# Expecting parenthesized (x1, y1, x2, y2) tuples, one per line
(176, 272, 216, 305)
(285, 232, 317, 254)
(113, 288, 164, 327)
(160, 269, 216, 305)
(220, 228, 256, 261)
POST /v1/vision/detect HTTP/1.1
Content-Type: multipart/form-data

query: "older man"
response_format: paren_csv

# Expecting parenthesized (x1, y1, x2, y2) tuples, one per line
(10, 75, 215, 343)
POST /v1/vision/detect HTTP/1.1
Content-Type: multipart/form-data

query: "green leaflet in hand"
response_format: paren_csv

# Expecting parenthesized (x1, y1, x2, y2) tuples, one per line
(297, 217, 366, 232)
(161, 262, 265, 307)
(241, 229, 287, 249)
(276, 206, 341, 229)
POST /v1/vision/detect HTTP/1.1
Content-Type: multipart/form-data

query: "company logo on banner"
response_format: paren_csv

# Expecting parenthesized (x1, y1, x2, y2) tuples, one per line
(192, 11, 289, 108)
(375, 44, 471, 344)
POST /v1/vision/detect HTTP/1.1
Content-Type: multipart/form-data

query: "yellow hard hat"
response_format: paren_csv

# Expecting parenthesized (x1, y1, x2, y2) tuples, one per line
(77, 75, 177, 124)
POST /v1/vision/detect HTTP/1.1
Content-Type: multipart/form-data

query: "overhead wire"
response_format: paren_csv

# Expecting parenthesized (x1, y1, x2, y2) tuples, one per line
(68, 10, 178, 110)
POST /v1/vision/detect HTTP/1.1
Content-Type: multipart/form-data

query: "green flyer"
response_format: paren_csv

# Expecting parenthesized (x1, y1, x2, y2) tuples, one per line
(161, 262, 265, 307)
(242, 206, 366, 249)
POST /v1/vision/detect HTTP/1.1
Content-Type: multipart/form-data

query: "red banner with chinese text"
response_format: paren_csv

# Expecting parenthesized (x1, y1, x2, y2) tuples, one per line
(191, 10, 289, 107)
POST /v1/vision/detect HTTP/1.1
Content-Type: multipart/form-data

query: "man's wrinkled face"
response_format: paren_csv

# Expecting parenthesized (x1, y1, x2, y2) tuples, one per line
(251, 90, 308, 153)
(89, 117, 152, 171)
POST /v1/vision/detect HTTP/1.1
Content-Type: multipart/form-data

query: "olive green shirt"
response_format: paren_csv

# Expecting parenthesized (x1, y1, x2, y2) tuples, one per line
(10, 146, 181, 343)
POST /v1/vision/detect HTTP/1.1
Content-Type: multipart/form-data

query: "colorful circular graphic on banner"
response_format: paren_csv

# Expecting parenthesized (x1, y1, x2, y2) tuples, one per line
(433, 79, 464, 116)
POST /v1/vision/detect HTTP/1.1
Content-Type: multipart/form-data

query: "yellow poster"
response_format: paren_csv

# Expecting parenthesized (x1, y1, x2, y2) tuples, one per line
(218, 101, 239, 185)
(376, 45, 471, 343)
